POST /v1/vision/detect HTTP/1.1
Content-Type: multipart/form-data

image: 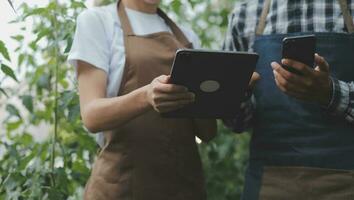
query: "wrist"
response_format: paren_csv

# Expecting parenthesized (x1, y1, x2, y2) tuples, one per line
(320, 76, 333, 107)
(136, 85, 153, 112)
(325, 78, 350, 116)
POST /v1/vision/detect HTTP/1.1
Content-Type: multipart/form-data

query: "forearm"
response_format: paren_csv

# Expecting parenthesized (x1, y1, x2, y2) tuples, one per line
(223, 95, 255, 133)
(327, 78, 354, 124)
(81, 85, 151, 133)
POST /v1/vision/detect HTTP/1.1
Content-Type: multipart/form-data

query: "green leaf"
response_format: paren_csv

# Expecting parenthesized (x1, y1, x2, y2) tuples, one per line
(64, 37, 73, 53)
(68, 104, 80, 122)
(29, 41, 37, 51)
(23, 7, 46, 19)
(71, 2, 87, 8)
(6, 119, 23, 131)
(37, 73, 50, 89)
(46, 187, 65, 200)
(19, 133, 33, 146)
(0, 88, 9, 97)
(18, 154, 34, 171)
(59, 79, 69, 89)
(1, 64, 18, 82)
(172, 0, 182, 13)
(18, 54, 25, 66)
(34, 28, 51, 43)
(21, 95, 34, 112)
(63, 33, 70, 40)
(0, 40, 11, 61)
(11, 35, 24, 42)
(60, 91, 76, 108)
(6, 104, 21, 118)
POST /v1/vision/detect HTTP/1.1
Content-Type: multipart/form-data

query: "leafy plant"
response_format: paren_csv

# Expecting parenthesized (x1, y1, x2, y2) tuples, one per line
(0, 40, 18, 97)
(1, 1, 96, 199)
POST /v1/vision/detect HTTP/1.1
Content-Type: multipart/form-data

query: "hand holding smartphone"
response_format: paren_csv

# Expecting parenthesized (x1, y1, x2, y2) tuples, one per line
(282, 35, 316, 75)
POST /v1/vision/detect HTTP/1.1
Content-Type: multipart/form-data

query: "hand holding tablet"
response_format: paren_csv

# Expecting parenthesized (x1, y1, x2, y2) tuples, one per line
(161, 49, 259, 118)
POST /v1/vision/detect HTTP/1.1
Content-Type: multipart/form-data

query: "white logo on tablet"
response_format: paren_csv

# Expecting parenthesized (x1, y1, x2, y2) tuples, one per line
(200, 80, 220, 93)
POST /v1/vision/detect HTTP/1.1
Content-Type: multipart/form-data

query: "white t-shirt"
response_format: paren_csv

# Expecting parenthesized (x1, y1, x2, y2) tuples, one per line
(68, 3, 200, 146)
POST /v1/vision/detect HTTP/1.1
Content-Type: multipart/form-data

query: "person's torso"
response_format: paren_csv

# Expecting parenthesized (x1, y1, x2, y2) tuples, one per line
(227, 0, 354, 51)
(252, 32, 354, 169)
(86, 3, 199, 98)
(125, 7, 171, 35)
(84, 3, 200, 145)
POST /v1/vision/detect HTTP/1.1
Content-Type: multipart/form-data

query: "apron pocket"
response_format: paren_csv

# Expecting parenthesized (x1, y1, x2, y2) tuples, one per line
(259, 166, 354, 200)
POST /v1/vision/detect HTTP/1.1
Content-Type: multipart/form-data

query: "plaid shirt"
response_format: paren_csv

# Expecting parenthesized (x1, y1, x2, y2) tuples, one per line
(223, 0, 354, 133)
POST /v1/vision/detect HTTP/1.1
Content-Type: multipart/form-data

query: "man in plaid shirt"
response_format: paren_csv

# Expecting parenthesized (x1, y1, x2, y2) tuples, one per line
(223, 0, 354, 199)
(224, 0, 354, 131)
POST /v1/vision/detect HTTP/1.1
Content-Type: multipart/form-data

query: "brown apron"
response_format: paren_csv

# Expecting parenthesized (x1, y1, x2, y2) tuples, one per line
(84, 1, 211, 200)
(260, 167, 354, 200)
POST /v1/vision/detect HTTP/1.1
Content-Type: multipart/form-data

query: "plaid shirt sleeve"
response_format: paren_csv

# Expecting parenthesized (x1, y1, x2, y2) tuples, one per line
(222, 9, 255, 133)
(327, 78, 354, 124)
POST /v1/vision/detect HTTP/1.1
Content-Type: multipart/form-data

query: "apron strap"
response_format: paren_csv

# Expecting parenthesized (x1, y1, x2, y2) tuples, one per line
(117, 0, 134, 36)
(338, 0, 354, 34)
(255, 0, 272, 36)
(117, 0, 192, 47)
(157, 9, 192, 47)
(255, 0, 354, 35)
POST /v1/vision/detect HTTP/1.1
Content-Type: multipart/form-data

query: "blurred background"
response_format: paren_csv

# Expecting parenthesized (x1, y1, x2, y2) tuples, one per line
(0, 0, 250, 199)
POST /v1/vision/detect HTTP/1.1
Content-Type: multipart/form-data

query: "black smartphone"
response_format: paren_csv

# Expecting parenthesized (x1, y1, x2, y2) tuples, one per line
(282, 35, 316, 75)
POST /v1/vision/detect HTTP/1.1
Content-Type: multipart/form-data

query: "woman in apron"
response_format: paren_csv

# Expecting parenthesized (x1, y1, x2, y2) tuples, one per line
(241, 0, 354, 199)
(68, 0, 216, 199)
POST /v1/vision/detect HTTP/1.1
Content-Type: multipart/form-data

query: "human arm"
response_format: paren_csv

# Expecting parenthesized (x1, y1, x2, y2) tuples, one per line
(272, 54, 354, 125)
(77, 61, 195, 133)
(328, 79, 354, 123)
(222, 72, 260, 133)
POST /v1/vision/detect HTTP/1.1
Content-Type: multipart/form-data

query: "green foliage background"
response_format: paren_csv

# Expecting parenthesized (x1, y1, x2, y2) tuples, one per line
(0, 0, 250, 199)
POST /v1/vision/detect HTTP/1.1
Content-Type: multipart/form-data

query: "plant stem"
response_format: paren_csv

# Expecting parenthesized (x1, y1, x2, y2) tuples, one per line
(50, 0, 60, 188)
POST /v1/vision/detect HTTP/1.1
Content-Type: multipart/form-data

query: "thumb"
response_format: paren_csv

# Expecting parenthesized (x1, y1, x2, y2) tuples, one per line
(315, 54, 329, 72)
(249, 72, 261, 88)
(156, 75, 170, 84)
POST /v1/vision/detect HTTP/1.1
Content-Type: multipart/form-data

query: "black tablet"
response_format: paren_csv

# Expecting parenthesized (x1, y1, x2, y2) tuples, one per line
(161, 49, 259, 118)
